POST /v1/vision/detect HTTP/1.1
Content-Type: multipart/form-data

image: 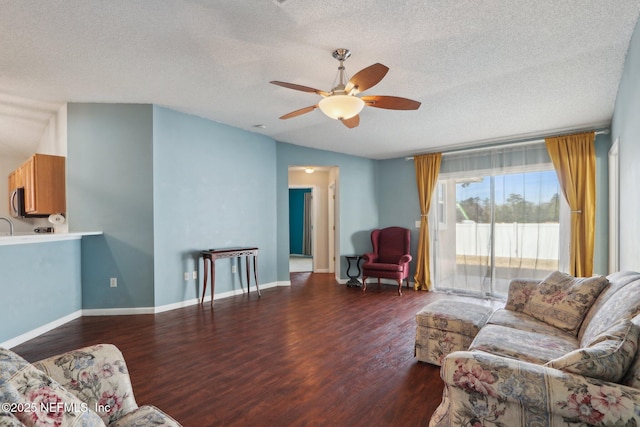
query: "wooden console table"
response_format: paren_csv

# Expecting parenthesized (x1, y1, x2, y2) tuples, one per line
(200, 247, 260, 305)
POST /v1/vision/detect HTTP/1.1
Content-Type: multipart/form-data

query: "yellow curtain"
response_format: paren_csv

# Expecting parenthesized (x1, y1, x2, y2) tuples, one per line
(545, 132, 596, 277)
(413, 153, 442, 290)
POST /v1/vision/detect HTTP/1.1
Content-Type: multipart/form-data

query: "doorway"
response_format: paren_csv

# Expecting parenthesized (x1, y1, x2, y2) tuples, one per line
(288, 166, 339, 276)
(289, 186, 314, 272)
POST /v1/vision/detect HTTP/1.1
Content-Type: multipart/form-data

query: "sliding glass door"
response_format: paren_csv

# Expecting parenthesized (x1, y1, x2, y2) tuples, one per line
(431, 143, 566, 298)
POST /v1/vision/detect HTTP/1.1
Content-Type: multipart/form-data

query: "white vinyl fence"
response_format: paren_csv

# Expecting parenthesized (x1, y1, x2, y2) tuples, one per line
(455, 222, 559, 260)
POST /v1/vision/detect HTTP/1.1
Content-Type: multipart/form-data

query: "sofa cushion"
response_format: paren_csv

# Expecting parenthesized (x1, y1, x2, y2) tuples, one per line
(362, 262, 404, 272)
(580, 271, 640, 345)
(503, 279, 539, 312)
(0, 412, 23, 426)
(522, 271, 608, 335)
(469, 324, 579, 364)
(545, 319, 640, 382)
(33, 344, 139, 426)
(622, 315, 640, 388)
(487, 309, 580, 340)
(0, 347, 30, 385)
(0, 348, 105, 427)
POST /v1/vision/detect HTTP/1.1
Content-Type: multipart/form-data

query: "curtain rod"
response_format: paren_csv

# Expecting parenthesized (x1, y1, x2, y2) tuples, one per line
(405, 129, 610, 160)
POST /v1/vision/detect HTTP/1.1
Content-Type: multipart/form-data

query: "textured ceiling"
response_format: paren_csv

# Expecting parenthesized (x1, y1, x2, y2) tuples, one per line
(1, 1, 639, 159)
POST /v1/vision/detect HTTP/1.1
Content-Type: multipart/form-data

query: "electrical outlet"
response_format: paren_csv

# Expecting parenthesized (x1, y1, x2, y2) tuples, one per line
(231, 265, 237, 274)
(184, 272, 189, 281)
(415, 220, 421, 228)
(192, 270, 197, 280)
(110, 278, 117, 288)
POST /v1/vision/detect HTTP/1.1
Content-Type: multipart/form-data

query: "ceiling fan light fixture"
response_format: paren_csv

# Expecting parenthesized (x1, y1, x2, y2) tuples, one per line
(271, 49, 419, 128)
(318, 95, 364, 120)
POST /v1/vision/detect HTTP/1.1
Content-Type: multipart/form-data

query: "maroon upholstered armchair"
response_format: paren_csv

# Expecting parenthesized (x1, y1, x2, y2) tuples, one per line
(362, 226, 412, 295)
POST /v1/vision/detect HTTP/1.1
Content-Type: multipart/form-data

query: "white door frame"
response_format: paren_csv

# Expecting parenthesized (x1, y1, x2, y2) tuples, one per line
(332, 172, 340, 281)
(328, 182, 336, 274)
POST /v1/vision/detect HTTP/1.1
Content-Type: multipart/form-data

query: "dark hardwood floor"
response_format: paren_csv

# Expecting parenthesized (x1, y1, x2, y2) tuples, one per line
(10, 273, 473, 427)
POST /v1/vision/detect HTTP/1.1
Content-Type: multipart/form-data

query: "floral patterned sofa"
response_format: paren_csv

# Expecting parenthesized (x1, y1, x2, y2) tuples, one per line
(431, 271, 640, 427)
(0, 343, 181, 426)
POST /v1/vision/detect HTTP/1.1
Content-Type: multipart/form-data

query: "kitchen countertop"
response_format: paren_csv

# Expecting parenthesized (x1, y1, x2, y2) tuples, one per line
(0, 231, 102, 246)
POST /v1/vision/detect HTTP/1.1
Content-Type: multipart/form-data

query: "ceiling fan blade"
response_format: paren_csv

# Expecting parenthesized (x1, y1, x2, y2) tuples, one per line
(361, 95, 421, 110)
(345, 63, 389, 94)
(340, 115, 360, 129)
(279, 105, 318, 120)
(270, 81, 329, 97)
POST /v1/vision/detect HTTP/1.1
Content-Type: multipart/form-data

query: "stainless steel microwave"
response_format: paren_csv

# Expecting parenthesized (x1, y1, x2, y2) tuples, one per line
(10, 187, 60, 218)
(10, 187, 26, 218)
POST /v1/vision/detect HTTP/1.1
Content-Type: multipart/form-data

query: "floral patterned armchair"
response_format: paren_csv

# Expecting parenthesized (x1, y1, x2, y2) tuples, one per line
(431, 271, 640, 427)
(0, 343, 181, 426)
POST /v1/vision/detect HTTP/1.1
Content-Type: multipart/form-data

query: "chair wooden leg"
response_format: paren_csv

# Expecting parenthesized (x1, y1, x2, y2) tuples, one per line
(397, 279, 403, 296)
(362, 276, 367, 292)
(377, 278, 381, 290)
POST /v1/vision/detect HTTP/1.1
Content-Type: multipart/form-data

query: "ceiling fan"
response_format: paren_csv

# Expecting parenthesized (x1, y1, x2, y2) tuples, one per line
(270, 48, 421, 129)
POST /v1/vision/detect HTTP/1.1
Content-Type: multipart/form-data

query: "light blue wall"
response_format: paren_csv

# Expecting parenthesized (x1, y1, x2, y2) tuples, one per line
(612, 15, 640, 272)
(152, 106, 277, 305)
(276, 142, 378, 281)
(377, 157, 421, 278)
(67, 104, 155, 308)
(0, 240, 82, 343)
(67, 103, 279, 308)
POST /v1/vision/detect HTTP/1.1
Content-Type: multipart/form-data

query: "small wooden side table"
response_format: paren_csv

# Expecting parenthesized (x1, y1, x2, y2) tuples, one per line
(345, 255, 363, 287)
(200, 247, 260, 306)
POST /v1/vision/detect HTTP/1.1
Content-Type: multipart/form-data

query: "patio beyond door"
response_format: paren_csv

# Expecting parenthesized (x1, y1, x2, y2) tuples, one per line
(431, 143, 567, 298)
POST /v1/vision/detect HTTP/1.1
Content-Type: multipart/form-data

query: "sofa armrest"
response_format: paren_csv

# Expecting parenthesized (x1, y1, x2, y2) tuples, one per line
(435, 350, 640, 426)
(504, 278, 540, 312)
(33, 344, 139, 425)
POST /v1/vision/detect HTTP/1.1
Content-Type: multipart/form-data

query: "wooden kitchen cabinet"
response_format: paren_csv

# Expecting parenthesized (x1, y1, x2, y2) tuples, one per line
(8, 166, 23, 195)
(8, 154, 66, 216)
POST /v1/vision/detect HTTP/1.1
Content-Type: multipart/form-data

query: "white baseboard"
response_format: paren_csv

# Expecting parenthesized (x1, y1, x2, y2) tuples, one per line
(84, 281, 284, 315)
(3, 282, 285, 347)
(2, 310, 83, 349)
(82, 307, 157, 316)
